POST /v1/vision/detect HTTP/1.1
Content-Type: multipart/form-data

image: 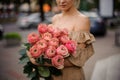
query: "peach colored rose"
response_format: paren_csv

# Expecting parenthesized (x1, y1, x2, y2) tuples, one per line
(38, 24, 48, 33)
(52, 55, 64, 69)
(56, 45, 69, 57)
(27, 32, 39, 44)
(65, 40, 77, 54)
(30, 45, 42, 58)
(36, 39, 47, 52)
(60, 35, 70, 44)
(42, 32, 52, 41)
(47, 25, 54, 33)
(49, 38, 59, 47)
(45, 46, 56, 58)
(52, 28, 61, 37)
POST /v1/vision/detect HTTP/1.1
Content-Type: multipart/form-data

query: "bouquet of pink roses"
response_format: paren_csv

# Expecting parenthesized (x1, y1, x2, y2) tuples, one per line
(19, 23, 77, 80)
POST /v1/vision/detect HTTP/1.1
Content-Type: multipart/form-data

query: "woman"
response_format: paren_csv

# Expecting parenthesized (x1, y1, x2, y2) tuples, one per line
(27, 0, 95, 80)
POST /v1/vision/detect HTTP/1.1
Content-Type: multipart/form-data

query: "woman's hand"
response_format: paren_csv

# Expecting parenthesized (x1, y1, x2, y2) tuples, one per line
(26, 51, 40, 66)
(26, 51, 52, 67)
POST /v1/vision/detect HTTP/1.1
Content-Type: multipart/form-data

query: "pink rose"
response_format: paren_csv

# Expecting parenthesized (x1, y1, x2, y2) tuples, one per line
(52, 28, 61, 37)
(56, 45, 69, 57)
(45, 46, 56, 58)
(47, 25, 54, 33)
(49, 38, 59, 47)
(42, 32, 52, 41)
(30, 45, 42, 58)
(36, 39, 47, 52)
(52, 55, 64, 69)
(27, 32, 39, 44)
(38, 24, 48, 33)
(65, 40, 77, 54)
(60, 35, 70, 44)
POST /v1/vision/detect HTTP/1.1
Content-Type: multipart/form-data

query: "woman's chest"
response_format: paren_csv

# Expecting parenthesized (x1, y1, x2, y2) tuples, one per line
(53, 18, 76, 31)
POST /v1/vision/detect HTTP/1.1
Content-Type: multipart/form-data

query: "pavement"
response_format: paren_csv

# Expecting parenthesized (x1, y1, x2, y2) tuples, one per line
(0, 29, 120, 80)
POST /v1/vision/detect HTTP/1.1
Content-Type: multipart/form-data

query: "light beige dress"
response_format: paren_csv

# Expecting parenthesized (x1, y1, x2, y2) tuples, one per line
(52, 31, 96, 80)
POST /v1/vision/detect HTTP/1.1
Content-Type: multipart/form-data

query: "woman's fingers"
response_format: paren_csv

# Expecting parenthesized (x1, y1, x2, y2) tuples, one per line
(26, 50, 32, 58)
(26, 51, 40, 66)
(30, 57, 40, 66)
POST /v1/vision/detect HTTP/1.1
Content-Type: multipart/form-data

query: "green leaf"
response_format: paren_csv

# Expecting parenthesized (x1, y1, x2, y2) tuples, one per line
(24, 43, 30, 46)
(36, 56, 44, 65)
(23, 63, 33, 74)
(19, 48, 27, 56)
(38, 67, 50, 77)
(28, 71, 36, 79)
(44, 58, 51, 64)
(22, 62, 39, 80)
(19, 57, 29, 64)
(24, 43, 31, 50)
(31, 77, 39, 80)
(19, 55, 27, 60)
(49, 67, 62, 76)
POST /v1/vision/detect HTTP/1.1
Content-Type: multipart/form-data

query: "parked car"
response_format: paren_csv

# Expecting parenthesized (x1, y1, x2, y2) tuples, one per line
(0, 24, 4, 40)
(16, 12, 53, 30)
(82, 11, 107, 36)
(107, 17, 120, 27)
(16, 12, 41, 29)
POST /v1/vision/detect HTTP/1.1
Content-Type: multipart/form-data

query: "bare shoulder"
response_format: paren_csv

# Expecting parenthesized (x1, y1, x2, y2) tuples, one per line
(75, 13, 90, 31)
(79, 13, 90, 24)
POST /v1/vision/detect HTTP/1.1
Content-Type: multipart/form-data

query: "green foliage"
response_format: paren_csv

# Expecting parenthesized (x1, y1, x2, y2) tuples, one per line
(19, 48, 26, 56)
(24, 43, 32, 50)
(23, 62, 39, 80)
(38, 67, 50, 77)
(19, 48, 29, 64)
(36, 56, 51, 65)
(36, 55, 45, 65)
(49, 67, 62, 76)
(23, 62, 33, 74)
(19, 56, 29, 64)
(4, 32, 22, 40)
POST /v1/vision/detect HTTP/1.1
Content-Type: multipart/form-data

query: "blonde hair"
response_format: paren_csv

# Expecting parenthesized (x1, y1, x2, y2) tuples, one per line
(74, 0, 80, 9)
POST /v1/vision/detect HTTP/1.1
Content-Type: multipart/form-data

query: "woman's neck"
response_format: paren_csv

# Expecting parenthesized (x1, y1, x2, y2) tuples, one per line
(61, 6, 79, 17)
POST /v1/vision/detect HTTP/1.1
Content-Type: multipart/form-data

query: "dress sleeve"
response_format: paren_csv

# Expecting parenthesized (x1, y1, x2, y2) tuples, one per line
(69, 31, 95, 44)
(68, 31, 96, 67)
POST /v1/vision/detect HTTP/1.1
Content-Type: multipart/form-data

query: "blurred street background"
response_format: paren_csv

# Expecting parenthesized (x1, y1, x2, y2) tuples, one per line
(0, 0, 120, 80)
